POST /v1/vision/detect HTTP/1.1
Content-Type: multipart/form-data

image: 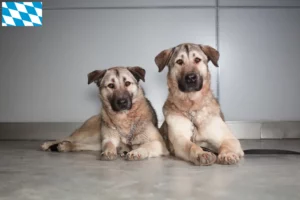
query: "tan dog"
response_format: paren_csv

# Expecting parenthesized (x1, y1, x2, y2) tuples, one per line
(155, 43, 244, 165)
(41, 66, 169, 160)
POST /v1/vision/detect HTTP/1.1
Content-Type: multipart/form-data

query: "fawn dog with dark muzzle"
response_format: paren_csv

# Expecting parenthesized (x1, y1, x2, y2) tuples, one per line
(156, 43, 244, 165)
(41, 66, 169, 160)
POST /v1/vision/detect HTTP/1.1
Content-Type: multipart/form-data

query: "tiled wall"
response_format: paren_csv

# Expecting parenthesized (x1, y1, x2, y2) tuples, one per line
(219, 1, 300, 121)
(1, 0, 300, 124)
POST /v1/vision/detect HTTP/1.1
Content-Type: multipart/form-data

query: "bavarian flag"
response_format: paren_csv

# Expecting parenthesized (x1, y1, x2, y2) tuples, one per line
(2, 2, 42, 26)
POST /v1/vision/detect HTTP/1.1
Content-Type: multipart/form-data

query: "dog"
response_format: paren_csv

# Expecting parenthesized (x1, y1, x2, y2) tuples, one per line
(41, 66, 169, 160)
(155, 43, 244, 165)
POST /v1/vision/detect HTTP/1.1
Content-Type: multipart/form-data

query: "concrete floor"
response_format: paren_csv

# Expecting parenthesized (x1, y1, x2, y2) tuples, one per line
(0, 140, 300, 200)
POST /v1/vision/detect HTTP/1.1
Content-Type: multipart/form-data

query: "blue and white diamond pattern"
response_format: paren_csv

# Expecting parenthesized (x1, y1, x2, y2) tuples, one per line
(2, 2, 42, 26)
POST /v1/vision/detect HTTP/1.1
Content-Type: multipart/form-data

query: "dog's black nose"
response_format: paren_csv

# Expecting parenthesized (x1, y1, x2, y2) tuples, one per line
(185, 73, 197, 84)
(117, 99, 128, 107)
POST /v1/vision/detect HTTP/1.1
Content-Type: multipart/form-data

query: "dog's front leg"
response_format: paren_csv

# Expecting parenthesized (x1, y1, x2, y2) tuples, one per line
(167, 115, 216, 166)
(126, 141, 163, 160)
(100, 126, 120, 161)
(126, 125, 169, 161)
(218, 137, 244, 165)
(204, 117, 244, 165)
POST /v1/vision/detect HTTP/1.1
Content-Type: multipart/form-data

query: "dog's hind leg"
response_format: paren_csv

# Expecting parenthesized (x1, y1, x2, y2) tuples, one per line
(40, 115, 101, 152)
(56, 141, 101, 152)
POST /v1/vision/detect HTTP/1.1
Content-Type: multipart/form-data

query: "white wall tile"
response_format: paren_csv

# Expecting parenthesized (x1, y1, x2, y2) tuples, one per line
(219, 9, 300, 121)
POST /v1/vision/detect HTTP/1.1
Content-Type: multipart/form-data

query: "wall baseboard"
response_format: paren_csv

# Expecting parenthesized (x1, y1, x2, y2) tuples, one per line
(0, 121, 300, 140)
(226, 121, 300, 139)
(0, 122, 80, 140)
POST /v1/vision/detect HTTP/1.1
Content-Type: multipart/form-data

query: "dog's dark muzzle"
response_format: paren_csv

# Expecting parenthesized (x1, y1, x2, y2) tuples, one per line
(111, 96, 132, 112)
(178, 73, 203, 92)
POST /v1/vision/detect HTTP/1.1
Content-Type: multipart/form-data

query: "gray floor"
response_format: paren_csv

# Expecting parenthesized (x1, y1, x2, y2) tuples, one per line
(1, 140, 300, 200)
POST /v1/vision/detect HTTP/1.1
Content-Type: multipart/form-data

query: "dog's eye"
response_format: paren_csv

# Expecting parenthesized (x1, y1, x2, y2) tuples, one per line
(176, 59, 184, 65)
(125, 81, 131, 87)
(195, 57, 201, 63)
(107, 83, 115, 89)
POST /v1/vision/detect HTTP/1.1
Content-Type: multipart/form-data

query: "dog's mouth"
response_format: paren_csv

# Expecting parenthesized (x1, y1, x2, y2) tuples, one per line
(178, 73, 203, 92)
(111, 97, 132, 112)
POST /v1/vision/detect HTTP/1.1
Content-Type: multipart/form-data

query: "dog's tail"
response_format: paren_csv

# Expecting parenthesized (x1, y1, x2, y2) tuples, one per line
(243, 149, 300, 155)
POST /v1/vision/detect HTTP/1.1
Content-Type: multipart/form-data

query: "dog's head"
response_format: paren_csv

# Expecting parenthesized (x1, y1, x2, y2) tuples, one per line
(155, 43, 219, 93)
(88, 66, 145, 112)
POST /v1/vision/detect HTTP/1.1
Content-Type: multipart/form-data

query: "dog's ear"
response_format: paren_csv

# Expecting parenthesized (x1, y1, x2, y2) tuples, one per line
(155, 47, 175, 72)
(87, 70, 107, 86)
(199, 45, 220, 67)
(127, 66, 146, 82)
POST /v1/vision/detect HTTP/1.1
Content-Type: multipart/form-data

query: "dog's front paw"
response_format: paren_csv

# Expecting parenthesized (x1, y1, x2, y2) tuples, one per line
(218, 152, 240, 165)
(57, 141, 72, 152)
(40, 141, 54, 151)
(100, 150, 118, 161)
(126, 148, 148, 161)
(192, 151, 217, 166)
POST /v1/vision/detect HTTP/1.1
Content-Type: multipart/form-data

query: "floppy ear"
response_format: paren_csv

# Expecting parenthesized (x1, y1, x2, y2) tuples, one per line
(199, 45, 220, 67)
(154, 47, 175, 72)
(87, 70, 107, 86)
(127, 66, 146, 82)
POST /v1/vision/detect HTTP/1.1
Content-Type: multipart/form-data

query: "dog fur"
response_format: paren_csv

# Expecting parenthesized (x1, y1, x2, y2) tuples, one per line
(41, 66, 169, 161)
(155, 43, 244, 165)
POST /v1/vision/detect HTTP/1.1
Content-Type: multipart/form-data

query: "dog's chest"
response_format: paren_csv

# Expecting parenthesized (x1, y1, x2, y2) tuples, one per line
(187, 108, 210, 128)
(115, 119, 146, 145)
(120, 136, 131, 145)
(187, 109, 214, 141)
(116, 125, 135, 145)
